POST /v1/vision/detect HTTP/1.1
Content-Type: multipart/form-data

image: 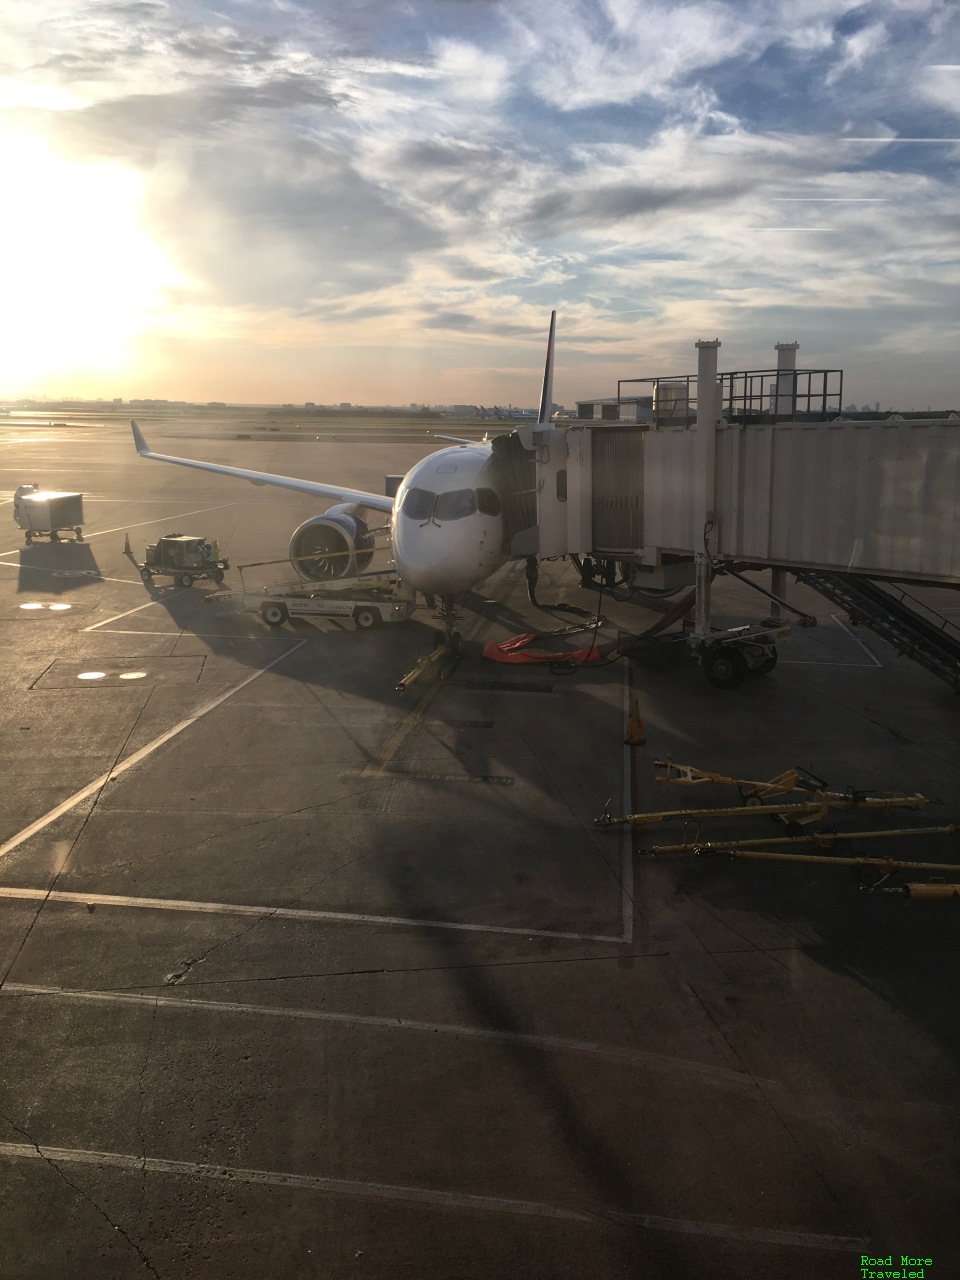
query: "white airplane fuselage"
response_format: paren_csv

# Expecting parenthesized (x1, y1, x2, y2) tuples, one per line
(390, 442, 508, 596)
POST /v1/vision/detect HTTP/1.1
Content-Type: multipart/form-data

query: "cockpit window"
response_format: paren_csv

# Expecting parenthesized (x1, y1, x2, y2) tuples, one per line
(476, 488, 501, 516)
(401, 487, 437, 520)
(434, 488, 477, 520)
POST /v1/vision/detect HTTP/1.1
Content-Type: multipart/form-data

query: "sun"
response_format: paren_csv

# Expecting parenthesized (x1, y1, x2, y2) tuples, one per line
(0, 130, 181, 396)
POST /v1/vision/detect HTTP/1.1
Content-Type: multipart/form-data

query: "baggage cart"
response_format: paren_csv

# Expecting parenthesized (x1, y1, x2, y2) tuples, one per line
(138, 533, 229, 587)
(14, 485, 84, 544)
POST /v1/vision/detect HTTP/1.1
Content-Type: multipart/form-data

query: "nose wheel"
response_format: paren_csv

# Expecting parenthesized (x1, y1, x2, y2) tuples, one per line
(433, 594, 463, 656)
(398, 596, 464, 694)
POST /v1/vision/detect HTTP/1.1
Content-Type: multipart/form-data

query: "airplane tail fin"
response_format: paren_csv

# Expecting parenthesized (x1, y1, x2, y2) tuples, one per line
(537, 310, 557, 427)
(131, 420, 150, 455)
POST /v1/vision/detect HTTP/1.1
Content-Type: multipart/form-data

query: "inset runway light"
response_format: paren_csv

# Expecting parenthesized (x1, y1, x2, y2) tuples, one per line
(77, 671, 106, 680)
(119, 672, 147, 680)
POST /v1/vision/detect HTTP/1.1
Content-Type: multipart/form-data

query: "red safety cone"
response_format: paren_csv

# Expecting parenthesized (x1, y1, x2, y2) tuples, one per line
(624, 697, 646, 746)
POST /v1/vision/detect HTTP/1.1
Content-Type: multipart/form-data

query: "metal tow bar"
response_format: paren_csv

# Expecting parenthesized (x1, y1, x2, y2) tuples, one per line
(646, 825, 956, 855)
(679, 848, 960, 899)
(653, 757, 821, 797)
(396, 635, 462, 695)
(594, 794, 930, 829)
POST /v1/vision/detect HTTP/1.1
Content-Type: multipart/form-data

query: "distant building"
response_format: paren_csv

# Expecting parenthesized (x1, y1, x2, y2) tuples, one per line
(339, 402, 352, 410)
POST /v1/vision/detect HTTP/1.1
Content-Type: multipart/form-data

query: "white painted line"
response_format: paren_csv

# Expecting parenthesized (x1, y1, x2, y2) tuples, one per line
(74, 629, 274, 639)
(83, 596, 182, 631)
(0, 503, 235, 558)
(779, 659, 878, 668)
(0, 559, 142, 586)
(0, 1141, 867, 1248)
(0, 643, 306, 861)
(0, 887, 623, 945)
(603, 1206, 866, 1251)
(830, 615, 883, 667)
(2, 983, 766, 1090)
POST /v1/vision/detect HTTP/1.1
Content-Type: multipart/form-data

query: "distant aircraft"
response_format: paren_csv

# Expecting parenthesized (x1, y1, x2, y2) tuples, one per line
(131, 312, 557, 630)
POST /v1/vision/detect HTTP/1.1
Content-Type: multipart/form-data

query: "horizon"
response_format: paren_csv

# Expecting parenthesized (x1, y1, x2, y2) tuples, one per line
(1, 1, 958, 407)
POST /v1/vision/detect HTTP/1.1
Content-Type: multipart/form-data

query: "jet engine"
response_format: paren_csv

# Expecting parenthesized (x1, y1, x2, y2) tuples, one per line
(289, 506, 375, 580)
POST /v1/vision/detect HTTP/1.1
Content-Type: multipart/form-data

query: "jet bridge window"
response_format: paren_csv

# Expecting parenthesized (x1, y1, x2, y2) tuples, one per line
(400, 488, 437, 520)
(434, 488, 477, 520)
(476, 488, 501, 516)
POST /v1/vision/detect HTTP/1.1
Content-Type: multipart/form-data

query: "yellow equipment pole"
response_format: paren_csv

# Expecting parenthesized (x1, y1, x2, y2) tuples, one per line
(598, 794, 929, 828)
(648, 825, 956, 855)
(686, 848, 960, 874)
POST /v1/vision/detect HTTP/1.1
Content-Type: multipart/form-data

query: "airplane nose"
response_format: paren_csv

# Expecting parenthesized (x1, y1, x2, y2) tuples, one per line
(394, 516, 469, 594)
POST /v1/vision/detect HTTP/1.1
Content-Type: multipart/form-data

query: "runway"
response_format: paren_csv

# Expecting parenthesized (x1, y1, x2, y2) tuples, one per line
(1, 416, 958, 1279)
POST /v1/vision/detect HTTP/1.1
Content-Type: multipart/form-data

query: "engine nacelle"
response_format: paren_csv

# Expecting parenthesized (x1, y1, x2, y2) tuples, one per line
(289, 506, 375, 580)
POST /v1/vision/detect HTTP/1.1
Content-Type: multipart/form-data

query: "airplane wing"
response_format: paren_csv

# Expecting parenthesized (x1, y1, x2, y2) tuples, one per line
(130, 421, 395, 513)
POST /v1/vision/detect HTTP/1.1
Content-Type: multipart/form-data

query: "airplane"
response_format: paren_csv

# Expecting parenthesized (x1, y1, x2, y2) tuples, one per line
(131, 311, 557, 639)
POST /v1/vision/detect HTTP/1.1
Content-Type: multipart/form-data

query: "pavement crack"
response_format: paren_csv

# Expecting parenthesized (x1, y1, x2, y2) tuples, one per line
(0, 1111, 163, 1279)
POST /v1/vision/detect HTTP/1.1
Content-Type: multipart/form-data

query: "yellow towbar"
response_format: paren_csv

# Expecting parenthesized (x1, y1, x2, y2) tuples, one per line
(596, 794, 929, 829)
(648, 825, 956, 856)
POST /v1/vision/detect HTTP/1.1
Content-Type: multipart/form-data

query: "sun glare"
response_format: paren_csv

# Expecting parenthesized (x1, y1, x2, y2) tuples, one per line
(0, 132, 181, 396)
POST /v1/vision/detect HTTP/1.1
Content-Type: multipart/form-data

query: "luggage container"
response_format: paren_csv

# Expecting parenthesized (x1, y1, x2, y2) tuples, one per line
(13, 485, 84, 544)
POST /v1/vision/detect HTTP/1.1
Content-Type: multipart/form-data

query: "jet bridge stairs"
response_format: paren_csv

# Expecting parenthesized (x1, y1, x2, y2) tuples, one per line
(793, 571, 960, 691)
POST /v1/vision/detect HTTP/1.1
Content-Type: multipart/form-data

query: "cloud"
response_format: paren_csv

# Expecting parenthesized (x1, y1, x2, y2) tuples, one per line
(2, 0, 958, 404)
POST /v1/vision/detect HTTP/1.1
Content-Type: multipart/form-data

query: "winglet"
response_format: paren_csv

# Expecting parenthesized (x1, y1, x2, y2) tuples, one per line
(537, 309, 557, 427)
(130, 420, 150, 455)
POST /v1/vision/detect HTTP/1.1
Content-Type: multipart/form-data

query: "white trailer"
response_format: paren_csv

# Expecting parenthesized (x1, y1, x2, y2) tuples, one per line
(13, 485, 84, 543)
(212, 563, 416, 630)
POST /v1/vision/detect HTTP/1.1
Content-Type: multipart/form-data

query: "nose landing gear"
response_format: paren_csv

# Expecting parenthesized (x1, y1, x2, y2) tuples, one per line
(396, 594, 464, 694)
(433, 593, 463, 658)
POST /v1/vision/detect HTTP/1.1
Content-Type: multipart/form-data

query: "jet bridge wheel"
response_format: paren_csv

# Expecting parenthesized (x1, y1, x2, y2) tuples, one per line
(703, 645, 749, 690)
(750, 648, 778, 676)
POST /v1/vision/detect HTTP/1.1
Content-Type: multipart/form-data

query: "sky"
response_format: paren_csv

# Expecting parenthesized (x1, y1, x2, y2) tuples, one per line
(0, 0, 957, 408)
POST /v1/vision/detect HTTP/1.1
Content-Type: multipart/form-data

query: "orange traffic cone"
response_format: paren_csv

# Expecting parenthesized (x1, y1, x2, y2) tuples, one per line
(624, 697, 646, 746)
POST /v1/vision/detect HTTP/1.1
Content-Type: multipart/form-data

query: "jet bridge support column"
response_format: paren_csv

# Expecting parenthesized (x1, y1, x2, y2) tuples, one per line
(774, 341, 799, 420)
(692, 339, 721, 643)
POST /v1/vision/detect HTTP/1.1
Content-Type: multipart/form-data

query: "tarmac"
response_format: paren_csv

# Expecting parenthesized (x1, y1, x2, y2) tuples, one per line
(0, 415, 958, 1279)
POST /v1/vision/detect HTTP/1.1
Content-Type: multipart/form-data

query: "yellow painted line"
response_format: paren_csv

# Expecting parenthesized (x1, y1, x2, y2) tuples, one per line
(0, 503, 235, 558)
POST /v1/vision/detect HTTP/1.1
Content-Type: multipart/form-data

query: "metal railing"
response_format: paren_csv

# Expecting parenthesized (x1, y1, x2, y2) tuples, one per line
(616, 367, 844, 426)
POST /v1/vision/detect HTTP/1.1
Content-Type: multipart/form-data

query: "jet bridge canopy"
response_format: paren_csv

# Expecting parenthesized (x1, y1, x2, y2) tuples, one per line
(535, 341, 960, 586)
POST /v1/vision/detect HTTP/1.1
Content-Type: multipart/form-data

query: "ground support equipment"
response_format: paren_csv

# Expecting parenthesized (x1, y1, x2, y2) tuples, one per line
(396, 633, 462, 695)
(13, 485, 85, 544)
(646, 824, 955, 856)
(652, 758, 923, 813)
(690, 846, 960, 897)
(595, 792, 931, 831)
(138, 533, 229, 588)
(217, 562, 416, 630)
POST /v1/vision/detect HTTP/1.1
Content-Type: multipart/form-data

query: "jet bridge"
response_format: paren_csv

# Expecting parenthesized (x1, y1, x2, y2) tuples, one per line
(519, 337, 960, 687)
